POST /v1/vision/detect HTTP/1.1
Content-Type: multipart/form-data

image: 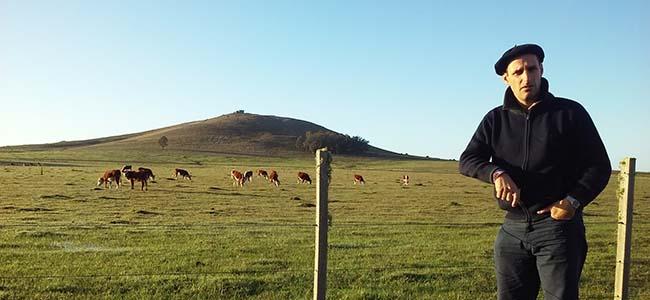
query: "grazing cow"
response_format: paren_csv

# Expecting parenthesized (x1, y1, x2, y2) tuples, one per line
(269, 170, 280, 187)
(138, 167, 155, 180)
(174, 168, 192, 180)
(297, 172, 312, 184)
(244, 170, 253, 183)
(231, 169, 246, 187)
(402, 175, 409, 186)
(121, 165, 132, 173)
(124, 170, 150, 191)
(257, 169, 268, 179)
(353, 174, 365, 185)
(97, 169, 121, 189)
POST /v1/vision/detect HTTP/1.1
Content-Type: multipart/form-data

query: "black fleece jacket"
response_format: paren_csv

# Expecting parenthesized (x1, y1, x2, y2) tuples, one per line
(459, 78, 611, 221)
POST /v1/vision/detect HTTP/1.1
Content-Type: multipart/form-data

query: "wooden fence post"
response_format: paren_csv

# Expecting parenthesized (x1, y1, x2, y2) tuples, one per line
(614, 157, 636, 300)
(314, 148, 331, 300)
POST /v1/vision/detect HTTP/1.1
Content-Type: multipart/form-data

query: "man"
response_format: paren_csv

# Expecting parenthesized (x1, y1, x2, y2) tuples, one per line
(459, 44, 611, 300)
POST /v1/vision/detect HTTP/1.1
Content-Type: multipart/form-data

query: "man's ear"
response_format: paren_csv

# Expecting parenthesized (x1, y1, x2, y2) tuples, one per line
(540, 63, 544, 76)
(502, 73, 509, 85)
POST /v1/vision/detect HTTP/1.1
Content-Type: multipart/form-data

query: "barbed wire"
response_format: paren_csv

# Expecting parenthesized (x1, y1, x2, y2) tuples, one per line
(0, 264, 645, 282)
(2, 220, 648, 229)
(0, 269, 311, 280)
(0, 265, 502, 280)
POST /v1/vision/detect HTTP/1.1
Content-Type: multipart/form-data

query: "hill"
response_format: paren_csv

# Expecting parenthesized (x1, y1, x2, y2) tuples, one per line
(2, 112, 427, 159)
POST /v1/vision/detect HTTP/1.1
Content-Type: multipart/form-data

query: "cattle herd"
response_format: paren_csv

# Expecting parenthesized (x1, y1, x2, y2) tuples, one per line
(97, 165, 411, 191)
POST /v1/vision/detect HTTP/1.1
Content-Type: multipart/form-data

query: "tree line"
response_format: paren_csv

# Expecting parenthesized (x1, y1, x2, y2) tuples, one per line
(296, 131, 369, 154)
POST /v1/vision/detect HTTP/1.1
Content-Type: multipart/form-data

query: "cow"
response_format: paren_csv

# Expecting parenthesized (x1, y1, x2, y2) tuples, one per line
(269, 170, 280, 187)
(244, 170, 253, 183)
(231, 169, 246, 187)
(402, 175, 409, 186)
(174, 168, 192, 180)
(97, 169, 121, 189)
(121, 165, 132, 173)
(138, 167, 155, 180)
(124, 170, 150, 191)
(257, 169, 268, 179)
(297, 172, 312, 184)
(353, 174, 365, 185)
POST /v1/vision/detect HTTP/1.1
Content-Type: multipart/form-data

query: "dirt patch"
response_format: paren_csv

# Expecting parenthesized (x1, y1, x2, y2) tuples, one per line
(18, 231, 66, 238)
(40, 194, 72, 200)
(109, 220, 134, 225)
(98, 196, 128, 200)
(18, 207, 54, 212)
(135, 210, 161, 215)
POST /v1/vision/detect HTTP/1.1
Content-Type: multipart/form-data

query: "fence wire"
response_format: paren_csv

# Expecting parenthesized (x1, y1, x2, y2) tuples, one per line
(1, 220, 649, 229)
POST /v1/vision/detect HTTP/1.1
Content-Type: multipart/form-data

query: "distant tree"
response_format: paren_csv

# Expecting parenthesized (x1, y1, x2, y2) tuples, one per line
(234, 110, 245, 114)
(158, 136, 169, 150)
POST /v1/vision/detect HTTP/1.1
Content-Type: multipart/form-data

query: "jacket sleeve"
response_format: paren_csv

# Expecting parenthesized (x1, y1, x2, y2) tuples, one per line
(459, 112, 500, 184)
(567, 104, 612, 207)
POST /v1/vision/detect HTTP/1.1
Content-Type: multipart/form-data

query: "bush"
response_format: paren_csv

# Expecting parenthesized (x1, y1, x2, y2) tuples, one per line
(296, 131, 369, 154)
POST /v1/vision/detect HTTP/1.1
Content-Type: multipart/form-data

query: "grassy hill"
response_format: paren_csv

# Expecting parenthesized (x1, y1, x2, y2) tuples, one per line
(1, 112, 428, 159)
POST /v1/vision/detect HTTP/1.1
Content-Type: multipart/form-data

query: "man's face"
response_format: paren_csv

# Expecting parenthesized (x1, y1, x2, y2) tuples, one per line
(502, 54, 544, 104)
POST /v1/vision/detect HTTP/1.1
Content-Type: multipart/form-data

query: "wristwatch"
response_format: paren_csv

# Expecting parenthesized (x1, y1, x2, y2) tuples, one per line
(566, 195, 581, 209)
(491, 168, 505, 183)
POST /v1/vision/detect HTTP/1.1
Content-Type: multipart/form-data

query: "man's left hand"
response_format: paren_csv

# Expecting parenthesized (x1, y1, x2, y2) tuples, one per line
(536, 199, 576, 220)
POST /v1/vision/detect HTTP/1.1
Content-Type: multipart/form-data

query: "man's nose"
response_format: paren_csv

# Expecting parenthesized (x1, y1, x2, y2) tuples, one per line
(522, 70, 530, 81)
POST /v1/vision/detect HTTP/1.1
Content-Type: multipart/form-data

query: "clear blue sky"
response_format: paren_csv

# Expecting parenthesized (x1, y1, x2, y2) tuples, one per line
(1, 1, 648, 171)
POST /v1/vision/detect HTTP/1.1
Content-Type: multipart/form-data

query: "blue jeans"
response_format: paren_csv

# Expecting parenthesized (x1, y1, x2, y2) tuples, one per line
(494, 214, 587, 300)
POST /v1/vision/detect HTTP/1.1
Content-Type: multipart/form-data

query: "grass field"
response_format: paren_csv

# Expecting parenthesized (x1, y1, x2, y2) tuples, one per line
(0, 149, 648, 299)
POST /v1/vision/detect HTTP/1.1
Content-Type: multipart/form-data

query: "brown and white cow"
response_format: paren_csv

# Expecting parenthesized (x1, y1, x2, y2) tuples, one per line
(124, 170, 150, 191)
(269, 170, 280, 187)
(231, 169, 246, 187)
(297, 172, 312, 184)
(97, 169, 121, 189)
(353, 174, 365, 185)
(402, 175, 409, 186)
(244, 170, 253, 183)
(257, 169, 268, 179)
(138, 167, 155, 180)
(174, 168, 192, 180)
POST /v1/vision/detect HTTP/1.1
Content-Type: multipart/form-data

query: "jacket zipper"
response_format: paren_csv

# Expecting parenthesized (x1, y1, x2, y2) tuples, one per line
(521, 112, 533, 231)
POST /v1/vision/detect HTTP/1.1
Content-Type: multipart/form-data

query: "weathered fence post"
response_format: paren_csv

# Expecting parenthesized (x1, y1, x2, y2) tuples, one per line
(614, 157, 636, 300)
(314, 148, 331, 300)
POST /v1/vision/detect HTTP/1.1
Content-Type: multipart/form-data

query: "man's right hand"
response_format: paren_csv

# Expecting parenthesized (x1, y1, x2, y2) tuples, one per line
(494, 173, 521, 207)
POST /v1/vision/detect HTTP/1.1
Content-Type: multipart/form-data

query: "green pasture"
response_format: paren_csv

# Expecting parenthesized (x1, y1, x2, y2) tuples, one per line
(0, 149, 648, 299)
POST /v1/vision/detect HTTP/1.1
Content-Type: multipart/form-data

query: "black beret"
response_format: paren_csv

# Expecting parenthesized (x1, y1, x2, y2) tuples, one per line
(494, 44, 544, 75)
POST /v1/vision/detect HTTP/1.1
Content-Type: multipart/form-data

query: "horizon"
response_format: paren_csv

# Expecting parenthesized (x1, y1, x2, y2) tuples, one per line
(1, 1, 648, 171)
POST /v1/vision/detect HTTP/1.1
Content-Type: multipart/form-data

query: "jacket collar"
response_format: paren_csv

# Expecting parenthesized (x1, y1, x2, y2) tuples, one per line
(503, 77, 552, 113)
